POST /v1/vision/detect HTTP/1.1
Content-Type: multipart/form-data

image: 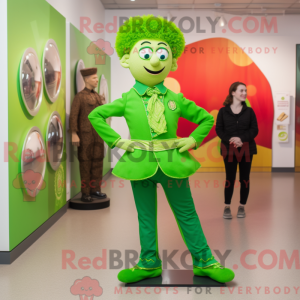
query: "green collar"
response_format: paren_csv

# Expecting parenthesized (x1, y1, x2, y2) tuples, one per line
(133, 80, 167, 96)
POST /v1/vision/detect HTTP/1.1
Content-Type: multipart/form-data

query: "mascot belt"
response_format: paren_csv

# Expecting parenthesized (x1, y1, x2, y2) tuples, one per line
(129, 138, 180, 151)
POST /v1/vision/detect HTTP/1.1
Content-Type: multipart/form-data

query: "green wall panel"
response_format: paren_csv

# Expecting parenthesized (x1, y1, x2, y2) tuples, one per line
(8, 0, 66, 250)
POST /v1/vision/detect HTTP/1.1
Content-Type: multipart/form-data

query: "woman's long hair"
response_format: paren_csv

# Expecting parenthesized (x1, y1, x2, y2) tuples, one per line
(223, 82, 247, 106)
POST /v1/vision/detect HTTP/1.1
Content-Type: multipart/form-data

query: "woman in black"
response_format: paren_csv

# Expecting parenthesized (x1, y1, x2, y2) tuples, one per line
(216, 82, 259, 219)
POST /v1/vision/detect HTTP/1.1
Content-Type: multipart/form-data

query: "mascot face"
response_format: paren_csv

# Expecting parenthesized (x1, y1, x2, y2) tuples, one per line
(120, 38, 178, 87)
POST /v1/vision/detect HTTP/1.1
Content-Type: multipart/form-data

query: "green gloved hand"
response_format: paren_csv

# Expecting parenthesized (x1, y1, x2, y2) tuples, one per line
(116, 139, 135, 153)
(177, 137, 196, 153)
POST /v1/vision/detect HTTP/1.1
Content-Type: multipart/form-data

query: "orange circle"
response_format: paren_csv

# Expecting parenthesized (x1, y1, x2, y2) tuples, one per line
(164, 77, 181, 93)
(247, 85, 257, 97)
(227, 40, 253, 67)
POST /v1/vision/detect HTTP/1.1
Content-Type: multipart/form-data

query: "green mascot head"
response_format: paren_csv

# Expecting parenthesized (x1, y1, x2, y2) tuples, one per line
(115, 14, 185, 87)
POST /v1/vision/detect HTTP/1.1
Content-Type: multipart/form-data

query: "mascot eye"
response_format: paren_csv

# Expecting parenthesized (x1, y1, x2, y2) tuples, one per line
(139, 47, 153, 60)
(156, 48, 169, 61)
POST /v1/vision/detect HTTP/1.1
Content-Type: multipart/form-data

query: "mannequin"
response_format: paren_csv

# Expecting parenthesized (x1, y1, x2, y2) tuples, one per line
(88, 15, 235, 283)
(69, 67, 107, 202)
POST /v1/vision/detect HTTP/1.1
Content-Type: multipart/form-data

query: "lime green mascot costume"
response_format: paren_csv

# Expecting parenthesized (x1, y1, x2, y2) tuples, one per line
(88, 14, 235, 283)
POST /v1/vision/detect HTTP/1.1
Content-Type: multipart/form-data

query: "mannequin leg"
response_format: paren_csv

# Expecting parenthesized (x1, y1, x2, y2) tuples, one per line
(78, 160, 92, 194)
(78, 132, 94, 195)
(90, 159, 103, 193)
(90, 131, 104, 193)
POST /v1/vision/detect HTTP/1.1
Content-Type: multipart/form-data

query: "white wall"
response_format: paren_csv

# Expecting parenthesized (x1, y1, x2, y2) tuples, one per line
(46, 0, 106, 41)
(104, 9, 300, 168)
(0, 0, 9, 251)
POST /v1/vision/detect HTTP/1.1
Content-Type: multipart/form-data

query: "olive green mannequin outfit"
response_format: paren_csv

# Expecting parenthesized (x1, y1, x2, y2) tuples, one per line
(88, 80, 235, 283)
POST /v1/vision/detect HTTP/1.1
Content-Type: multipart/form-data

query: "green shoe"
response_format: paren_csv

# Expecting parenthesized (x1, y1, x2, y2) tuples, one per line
(193, 262, 235, 283)
(117, 265, 162, 283)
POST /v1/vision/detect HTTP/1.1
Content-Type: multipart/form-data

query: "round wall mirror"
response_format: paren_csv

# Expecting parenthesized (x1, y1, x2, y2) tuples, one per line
(20, 48, 43, 116)
(46, 111, 64, 171)
(76, 59, 86, 93)
(43, 39, 62, 102)
(21, 127, 46, 198)
(99, 74, 108, 104)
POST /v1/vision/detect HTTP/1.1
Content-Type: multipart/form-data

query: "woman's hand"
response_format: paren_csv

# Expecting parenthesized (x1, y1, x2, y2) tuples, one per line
(177, 137, 196, 153)
(234, 141, 243, 148)
(229, 137, 243, 148)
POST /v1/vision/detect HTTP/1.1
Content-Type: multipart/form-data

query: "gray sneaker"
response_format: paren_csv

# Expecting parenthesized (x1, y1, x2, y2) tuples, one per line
(223, 206, 232, 219)
(237, 205, 246, 218)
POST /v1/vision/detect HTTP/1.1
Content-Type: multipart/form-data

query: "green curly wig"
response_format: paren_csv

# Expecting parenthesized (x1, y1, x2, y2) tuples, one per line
(115, 14, 185, 59)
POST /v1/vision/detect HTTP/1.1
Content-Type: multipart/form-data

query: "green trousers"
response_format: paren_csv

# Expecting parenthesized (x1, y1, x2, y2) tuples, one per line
(130, 166, 217, 269)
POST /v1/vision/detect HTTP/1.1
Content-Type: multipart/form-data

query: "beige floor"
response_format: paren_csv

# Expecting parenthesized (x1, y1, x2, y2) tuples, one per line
(0, 172, 299, 300)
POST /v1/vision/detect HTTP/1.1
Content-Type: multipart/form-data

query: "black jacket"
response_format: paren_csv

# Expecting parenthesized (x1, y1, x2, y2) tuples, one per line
(215, 102, 259, 156)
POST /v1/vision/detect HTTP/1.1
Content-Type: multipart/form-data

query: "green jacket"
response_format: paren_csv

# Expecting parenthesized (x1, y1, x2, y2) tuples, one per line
(88, 80, 214, 180)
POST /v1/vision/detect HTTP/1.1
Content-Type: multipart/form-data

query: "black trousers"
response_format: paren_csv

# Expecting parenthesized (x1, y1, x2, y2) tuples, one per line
(223, 152, 253, 205)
